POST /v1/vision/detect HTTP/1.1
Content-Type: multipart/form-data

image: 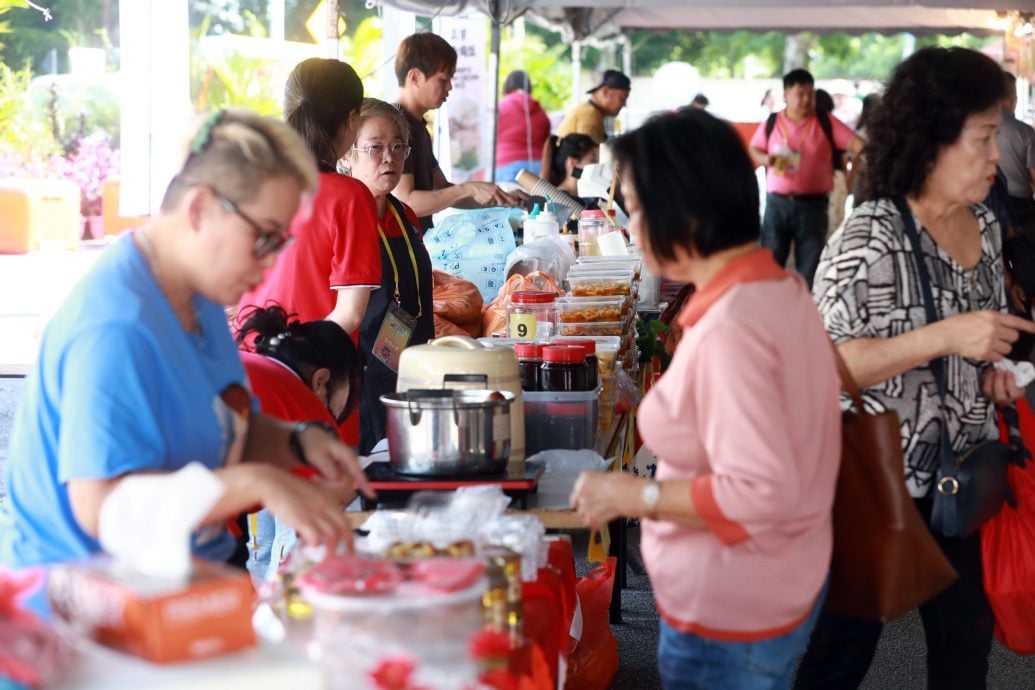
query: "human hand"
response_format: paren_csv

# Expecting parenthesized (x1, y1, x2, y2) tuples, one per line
(569, 471, 640, 530)
(463, 181, 524, 208)
(1007, 282, 1028, 315)
(260, 469, 354, 549)
(296, 425, 375, 500)
(941, 310, 1035, 362)
(981, 366, 1026, 404)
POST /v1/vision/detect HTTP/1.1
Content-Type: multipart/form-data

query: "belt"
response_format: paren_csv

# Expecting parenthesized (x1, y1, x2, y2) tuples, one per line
(770, 192, 829, 203)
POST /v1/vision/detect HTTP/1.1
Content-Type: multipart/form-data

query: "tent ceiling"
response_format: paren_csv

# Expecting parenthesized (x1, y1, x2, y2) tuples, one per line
(380, 0, 1028, 38)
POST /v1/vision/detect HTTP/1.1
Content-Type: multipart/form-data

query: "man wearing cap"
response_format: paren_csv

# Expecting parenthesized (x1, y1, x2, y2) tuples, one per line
(557, 69, 631, 145)
(749, 68, 864, 287)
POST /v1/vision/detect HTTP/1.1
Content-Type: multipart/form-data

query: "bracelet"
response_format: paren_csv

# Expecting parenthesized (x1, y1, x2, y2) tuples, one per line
(288, 420, 338, 465)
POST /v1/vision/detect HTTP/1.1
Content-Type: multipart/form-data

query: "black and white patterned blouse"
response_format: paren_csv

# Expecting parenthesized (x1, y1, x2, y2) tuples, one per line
(814, 198, 1006, 497)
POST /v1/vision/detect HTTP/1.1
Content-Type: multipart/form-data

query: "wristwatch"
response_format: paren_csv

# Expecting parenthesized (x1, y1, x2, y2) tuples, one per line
(288, 420, 338, 466)
(641, 480, 661, 519)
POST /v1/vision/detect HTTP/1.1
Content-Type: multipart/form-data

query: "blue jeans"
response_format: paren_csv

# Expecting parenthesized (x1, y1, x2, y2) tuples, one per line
(760, 193, 830, 289)
(245, 509, 297, 582)
(495, 160, 540, 184)
(658, 578, 828, 690)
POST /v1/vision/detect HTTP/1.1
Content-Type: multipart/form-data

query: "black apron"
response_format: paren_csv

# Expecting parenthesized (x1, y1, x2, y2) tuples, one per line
(358, 195, 435, 454)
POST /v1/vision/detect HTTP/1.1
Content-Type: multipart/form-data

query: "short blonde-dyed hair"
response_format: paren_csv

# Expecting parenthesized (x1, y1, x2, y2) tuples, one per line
(161, 107, 318, 211)
(347, 98, 411, 162)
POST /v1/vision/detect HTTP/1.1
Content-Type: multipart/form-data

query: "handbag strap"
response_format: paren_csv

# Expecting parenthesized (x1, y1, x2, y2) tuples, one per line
(892, 198, 961, 501)
(893, 197, 1030, 482)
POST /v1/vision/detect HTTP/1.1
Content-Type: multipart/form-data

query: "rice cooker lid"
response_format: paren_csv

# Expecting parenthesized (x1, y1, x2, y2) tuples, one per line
(399, 336, 518, 376)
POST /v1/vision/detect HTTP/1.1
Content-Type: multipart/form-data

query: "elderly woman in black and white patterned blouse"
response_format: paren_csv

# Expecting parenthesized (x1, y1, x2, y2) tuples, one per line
(798, 47, 1035, 690)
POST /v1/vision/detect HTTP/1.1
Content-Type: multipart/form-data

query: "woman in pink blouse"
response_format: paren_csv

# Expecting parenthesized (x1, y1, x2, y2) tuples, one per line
(570, 109, 841, 689)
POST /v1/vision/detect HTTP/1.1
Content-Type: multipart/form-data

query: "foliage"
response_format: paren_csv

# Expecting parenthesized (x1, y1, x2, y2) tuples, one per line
(499, 26, 572, 114)
(636, 317, 670, 371)
(630, 30, 785, 78)
(340, 16, 385, 98)
(804, 32, 997, 79)
(0, 61, 58, 164)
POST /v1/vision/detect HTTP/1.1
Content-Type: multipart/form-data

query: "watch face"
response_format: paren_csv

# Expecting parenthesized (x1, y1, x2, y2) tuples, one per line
(642, 481, 661, 511)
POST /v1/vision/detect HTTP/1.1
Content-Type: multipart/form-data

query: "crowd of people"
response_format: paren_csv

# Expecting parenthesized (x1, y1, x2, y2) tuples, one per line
(1, 24, 1034, 690)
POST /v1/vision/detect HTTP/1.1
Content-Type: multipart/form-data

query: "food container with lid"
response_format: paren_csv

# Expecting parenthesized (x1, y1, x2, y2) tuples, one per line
(506, 290, 558, 341)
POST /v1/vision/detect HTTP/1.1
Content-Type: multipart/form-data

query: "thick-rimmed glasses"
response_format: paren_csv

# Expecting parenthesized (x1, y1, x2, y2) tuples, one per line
(352, 143, 412, 161)
(212, 190, 293, 259)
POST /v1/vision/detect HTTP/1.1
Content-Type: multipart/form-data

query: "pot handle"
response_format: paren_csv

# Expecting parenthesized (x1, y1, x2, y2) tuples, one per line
(428, 335, 481, 350)
(403, 389, 448, 425)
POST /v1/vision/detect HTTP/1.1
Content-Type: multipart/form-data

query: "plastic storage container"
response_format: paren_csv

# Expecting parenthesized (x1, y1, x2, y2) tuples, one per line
(523, 386, 600, 456)
(303, 574, 487, 690)
(0, 179, 82, 254)
(507, 290, 558, 340)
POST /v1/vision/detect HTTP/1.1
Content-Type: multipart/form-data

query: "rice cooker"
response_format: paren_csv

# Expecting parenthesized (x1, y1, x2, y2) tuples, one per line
(396, 336, 525, 466)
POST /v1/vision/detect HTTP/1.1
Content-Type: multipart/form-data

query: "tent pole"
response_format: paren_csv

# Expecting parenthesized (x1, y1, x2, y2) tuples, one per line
(572, 40, 582, 110)
(489, 5, 501, 183)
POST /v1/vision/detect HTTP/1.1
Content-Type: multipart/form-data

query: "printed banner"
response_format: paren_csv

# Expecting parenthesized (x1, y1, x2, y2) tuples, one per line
(433, 14, 491, 183)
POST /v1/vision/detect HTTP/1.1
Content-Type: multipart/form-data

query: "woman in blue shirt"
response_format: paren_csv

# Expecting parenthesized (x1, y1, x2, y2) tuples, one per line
(1, 109, 372, 587)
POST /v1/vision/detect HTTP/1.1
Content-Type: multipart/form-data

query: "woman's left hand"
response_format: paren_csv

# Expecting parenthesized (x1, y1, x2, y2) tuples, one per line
(981, 367, 1026, 404)
(297, 426, 376, 500)
(570, 471, 641, 530)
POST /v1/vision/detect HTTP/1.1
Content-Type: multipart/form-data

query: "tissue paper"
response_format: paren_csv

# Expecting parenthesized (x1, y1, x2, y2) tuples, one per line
(98, 462, 225, 581)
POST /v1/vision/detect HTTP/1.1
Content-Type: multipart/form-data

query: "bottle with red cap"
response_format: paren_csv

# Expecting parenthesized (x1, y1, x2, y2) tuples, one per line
(560, 339, 599, 390)
(539, 345, 590, 392)
(514, 342, 544, 392)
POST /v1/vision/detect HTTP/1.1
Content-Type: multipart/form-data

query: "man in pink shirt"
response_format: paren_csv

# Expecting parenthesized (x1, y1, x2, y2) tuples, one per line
(750, 69, 864, 287)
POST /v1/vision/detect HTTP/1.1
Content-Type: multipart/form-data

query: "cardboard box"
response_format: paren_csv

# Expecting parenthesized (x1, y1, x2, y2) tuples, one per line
(48, 557, 256, 664)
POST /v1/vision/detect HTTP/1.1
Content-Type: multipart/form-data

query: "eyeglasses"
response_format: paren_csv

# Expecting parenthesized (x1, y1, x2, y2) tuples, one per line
(212, 190, 293, 259)
(352, 143, 412, 161)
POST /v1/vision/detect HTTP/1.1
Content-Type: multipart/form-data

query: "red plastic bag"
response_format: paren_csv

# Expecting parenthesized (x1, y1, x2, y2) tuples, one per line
(982, 456, 1035, 654)
(566, 557, 618, 690)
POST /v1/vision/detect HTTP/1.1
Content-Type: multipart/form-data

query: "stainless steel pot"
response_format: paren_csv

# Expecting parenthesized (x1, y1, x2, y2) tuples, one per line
(380, 390, 514, 476)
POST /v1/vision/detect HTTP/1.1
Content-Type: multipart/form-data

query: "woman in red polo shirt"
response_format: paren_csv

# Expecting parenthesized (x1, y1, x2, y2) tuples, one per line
(237, 58, 381, 334)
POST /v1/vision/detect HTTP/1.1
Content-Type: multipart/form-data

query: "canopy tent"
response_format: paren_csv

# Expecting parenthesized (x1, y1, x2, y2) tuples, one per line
(381, 0, 1030, 39)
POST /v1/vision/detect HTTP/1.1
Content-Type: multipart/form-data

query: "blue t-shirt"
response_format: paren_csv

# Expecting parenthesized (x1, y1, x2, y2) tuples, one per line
(1, 233, 246, 571)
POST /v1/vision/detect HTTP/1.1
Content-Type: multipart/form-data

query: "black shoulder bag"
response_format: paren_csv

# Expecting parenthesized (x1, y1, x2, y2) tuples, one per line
(894, 197, 1013, 538)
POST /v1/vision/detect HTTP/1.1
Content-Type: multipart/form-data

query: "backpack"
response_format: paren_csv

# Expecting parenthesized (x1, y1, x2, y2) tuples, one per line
(765, 110, 844, 172)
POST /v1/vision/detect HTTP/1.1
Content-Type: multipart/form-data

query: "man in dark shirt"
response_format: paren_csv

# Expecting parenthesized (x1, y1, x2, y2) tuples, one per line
(998, 70, 1035, 238)
(393, 32, 523, 234)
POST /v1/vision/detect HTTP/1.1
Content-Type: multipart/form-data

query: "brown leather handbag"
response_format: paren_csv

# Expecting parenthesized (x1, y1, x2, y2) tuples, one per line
(824, 347, 958, 622)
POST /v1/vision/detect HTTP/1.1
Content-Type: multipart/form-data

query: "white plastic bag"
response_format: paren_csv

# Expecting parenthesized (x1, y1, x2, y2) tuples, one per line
(505, 234, 576, 285)
(425, 208, 517, 301)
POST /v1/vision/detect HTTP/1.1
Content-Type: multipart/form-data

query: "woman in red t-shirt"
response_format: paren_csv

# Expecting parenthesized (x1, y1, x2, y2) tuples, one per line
(235, 305, 364, 580)
(237, 58, 381, 335)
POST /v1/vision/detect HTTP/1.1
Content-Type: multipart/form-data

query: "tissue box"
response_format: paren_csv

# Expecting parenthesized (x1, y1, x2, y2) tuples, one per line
(48, 557, 255, 664)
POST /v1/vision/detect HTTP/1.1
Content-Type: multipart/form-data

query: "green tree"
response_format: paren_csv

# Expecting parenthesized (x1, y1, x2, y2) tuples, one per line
(629, 30, 784, 78)
(499, 25, 572, 114)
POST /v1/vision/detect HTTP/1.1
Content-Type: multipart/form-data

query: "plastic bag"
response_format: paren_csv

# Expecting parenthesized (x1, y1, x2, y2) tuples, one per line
(983, 398, 1035, 655)
(431, 269, 483, 324)
(424, 208, 516, 302)
(505, 235, 576, 286)
(566, 557, 619, 690)
(982, 461, 1035, 655)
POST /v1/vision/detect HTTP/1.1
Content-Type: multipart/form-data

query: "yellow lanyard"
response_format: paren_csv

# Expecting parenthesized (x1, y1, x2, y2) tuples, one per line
(778, 112, 816, 152)
(376, 202, 423, 317)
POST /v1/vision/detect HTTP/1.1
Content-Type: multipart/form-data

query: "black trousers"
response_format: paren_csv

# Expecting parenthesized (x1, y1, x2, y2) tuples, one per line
(794, 496, 994, 690)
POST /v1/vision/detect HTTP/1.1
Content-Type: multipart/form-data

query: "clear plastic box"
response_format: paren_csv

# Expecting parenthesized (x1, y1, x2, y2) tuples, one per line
(523, 386, 600, 456)
(556, 296, 625, 323)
